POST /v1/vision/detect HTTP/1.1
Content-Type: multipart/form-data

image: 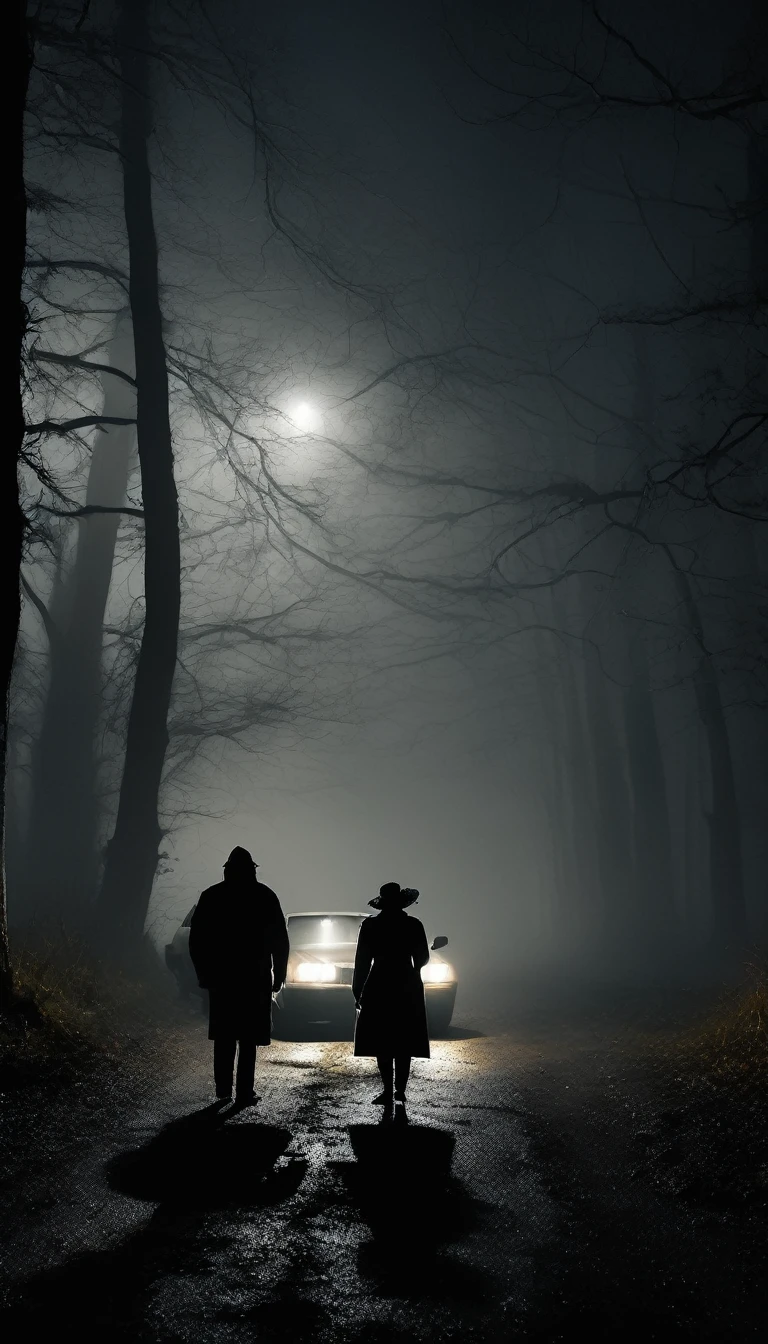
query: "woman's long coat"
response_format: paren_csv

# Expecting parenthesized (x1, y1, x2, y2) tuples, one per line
(352, 910, 431, 1058)
(189, 878, 289, 1044)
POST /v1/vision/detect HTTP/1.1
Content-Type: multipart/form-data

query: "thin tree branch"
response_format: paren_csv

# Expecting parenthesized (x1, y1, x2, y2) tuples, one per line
(36, 502, 145, 519)
(34, 349, 137, 387)
(25, 415, 136, 436)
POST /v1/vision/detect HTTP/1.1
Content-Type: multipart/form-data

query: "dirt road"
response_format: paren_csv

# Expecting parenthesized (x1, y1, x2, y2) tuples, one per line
(2, 999, 765, 1340)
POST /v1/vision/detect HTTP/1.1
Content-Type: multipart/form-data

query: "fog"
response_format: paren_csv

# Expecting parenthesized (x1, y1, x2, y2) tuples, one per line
(12, 0, 767, 994)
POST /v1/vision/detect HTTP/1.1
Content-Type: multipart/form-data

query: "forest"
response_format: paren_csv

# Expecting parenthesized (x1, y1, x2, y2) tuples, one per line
(5, 0, 765, 989)
(2, 3, 766, 1339)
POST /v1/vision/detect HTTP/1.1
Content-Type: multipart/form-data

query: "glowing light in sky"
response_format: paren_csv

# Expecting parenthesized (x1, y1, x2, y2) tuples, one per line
(291, 401, 322, 432)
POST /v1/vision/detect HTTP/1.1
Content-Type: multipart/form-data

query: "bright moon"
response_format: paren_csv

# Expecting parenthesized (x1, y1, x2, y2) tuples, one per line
(291, 401, 322, 432)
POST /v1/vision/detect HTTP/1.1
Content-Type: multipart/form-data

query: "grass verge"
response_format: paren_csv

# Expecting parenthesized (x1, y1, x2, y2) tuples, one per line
(1, 924, 190, 1084)
(0, 927, 203, 1283)
(636, 960, 768, 1211)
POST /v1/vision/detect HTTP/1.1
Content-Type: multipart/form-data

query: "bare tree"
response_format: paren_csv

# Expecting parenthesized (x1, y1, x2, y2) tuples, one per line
(390, 0, 767, 954)
(23, 315, 135, 920)
(19, 0, 441, 955)
(1, 3, 34, 1004)
(93, 0, 181, 945)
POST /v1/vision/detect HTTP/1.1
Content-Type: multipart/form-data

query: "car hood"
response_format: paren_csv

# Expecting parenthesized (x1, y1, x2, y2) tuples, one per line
(172, 927, 452, 971)
(289, 944, 450, 966)
(289, 944, 356, 967)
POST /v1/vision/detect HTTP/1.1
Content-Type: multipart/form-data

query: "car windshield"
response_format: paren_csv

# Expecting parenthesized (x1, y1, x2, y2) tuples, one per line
(288, 915, 364, 948)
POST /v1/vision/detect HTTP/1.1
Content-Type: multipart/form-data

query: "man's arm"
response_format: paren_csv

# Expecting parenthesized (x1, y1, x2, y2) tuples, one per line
(188, 892, 214, 987)
(261, 888, 289, 990)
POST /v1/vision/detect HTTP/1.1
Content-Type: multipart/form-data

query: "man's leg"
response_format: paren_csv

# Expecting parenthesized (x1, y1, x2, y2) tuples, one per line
(394, 1056, 411, 1100)
(235, 1040, 258, 1102)
(373, 1056, 394, 1102)
(213, 1038, 236, 1098)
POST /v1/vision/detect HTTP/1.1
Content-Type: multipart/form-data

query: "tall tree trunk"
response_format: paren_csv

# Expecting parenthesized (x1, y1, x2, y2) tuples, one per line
(559, 654, 600, 941)
(744, 1, 768, 942)
(581, 642, 634, 956)
(622, 627, 676, 946)
(747, 1, 767, 302)
(539, 542, 603, 956)
(577, 553, 635, 960)
(25, 318, 135, 921)
(546, 735, 572, 923)
(546, 589, 600, 952)
(623, 329, 677, 951)
(629, 327, 746, 951)
(1, 4, 33, 1005)
(98, 0, 181, 949)
(531, 628, 576, 940)
(683, 729, 702, 939)
(667, 558, 747, 949)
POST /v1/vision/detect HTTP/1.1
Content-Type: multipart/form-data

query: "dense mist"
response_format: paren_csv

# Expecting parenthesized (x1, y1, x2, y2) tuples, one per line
(4, 5, 768, 1340)
(9, 0, 767, 990)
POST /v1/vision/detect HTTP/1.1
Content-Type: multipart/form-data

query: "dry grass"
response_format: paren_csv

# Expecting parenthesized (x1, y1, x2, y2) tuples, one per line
(0, 925, 187, 1080)
(653, 959, 768, 1092)
(0, 928, 198, 1237)
(634, 960, 768, 1209)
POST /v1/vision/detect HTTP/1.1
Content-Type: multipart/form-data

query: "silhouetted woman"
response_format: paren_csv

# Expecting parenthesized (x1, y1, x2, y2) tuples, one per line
(353, 882, 430, 1106)
(189, 846, 289, 1105)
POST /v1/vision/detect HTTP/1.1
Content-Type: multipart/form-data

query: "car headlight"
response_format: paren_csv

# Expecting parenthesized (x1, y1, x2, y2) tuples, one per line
(421, 962, 453, 984)
(293, 962, 337, 983)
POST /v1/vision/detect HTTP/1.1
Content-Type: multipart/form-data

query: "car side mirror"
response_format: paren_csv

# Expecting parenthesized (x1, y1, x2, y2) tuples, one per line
(431, 936, 448, 951)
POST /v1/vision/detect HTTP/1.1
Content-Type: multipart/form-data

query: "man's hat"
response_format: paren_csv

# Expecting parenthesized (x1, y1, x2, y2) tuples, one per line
(224, 846, 259, 868)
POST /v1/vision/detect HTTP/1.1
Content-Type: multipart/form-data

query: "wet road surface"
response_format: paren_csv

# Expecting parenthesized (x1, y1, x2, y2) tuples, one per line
(2, 1001, 766, 1341)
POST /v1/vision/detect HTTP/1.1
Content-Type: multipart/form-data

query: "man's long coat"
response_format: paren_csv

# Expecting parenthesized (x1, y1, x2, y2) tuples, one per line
(189, 878, 289, 1043)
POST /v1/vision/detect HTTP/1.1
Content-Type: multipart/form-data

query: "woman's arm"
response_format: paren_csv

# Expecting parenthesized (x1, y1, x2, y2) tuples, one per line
(411, 918, 430, 971)
(270, 903, 290, 991)
(352, 920, 373, 1003)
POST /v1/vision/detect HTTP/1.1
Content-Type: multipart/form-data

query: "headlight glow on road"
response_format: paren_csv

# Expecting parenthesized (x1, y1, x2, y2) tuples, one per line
(294, 962, 337, 983)
(421, 961, 453, 984)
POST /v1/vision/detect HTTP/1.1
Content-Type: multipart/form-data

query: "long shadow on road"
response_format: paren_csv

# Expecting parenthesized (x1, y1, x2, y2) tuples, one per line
(332, 1117, 494, 1306)
(3, 1091, 500, 1341)
(106, 1101, 298, 1206)
(1, 1104, 307, 1340)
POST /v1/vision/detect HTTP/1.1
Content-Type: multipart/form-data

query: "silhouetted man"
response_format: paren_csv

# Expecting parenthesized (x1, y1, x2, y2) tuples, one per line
(189, 847, 289, 1105)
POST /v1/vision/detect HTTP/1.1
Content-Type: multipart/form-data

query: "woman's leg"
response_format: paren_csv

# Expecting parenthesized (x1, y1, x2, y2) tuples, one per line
(373, 1056, 394, 1102)
(394, 1056, 411, 1100)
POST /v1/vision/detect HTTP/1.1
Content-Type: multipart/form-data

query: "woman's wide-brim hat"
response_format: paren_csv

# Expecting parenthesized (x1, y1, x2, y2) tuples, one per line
(369, 882, 419, 910)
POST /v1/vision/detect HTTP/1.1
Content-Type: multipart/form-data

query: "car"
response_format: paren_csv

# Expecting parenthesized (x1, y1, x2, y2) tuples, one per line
(165, 907, 458, 1036)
